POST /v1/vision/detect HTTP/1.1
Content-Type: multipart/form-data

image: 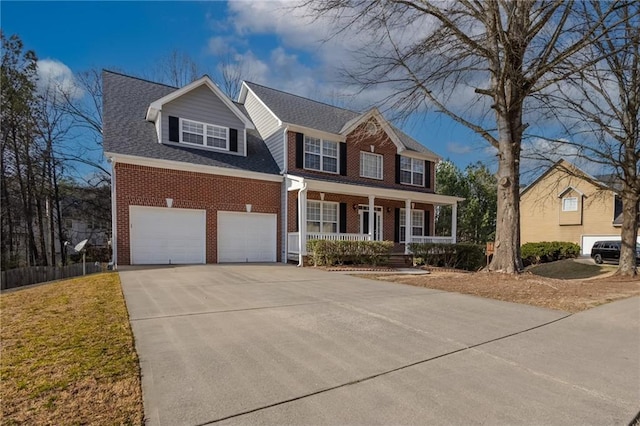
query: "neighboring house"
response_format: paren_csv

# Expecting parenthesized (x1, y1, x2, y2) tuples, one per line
(103, 71, 462, 266)
(520, 159, 639, 255)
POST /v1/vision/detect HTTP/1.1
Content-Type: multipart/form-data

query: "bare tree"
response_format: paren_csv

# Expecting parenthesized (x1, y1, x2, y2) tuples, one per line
(529, 2, 639, 276)
(215, 52, 255, 99)
(301, 0, 626, 273)
(148, 49, 202, 88)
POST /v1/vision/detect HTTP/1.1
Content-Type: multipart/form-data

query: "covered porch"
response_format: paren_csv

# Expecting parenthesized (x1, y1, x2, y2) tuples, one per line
(286, 175, 463, 264)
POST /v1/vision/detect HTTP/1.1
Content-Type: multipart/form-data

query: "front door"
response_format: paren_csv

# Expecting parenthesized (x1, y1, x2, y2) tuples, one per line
(359, 206, 383, 240)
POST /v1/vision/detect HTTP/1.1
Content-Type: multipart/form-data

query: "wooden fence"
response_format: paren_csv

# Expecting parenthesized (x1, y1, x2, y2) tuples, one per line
(1, 263, 105, 290)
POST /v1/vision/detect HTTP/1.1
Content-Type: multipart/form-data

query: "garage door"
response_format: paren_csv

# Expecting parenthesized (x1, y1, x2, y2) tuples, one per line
(217, 211, 277, 263)
(130, 206, 206, 264)
(581, 234, 639, 255)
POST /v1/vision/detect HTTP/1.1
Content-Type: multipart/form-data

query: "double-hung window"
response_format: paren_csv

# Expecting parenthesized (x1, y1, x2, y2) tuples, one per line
(400, 156, 425, 186)
(307, 201, 338, 233)
(180, 118, 229, 150)
(399, 209, 424, 243)
(360, 152, 383, 180)
(304, 136, 338, 173)
(562, 197, 578, 212)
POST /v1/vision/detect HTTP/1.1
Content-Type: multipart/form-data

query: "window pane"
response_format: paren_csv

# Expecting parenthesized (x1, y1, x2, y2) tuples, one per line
(323, 203, 338, 222)
(307, 221, 321, 232)
(412, 226, 423, 236)
(323, 141, 338, 157)
(183, 132, 203, 144)
(400, 170, 412, 184)
(305, 137, 320, 153)
(400, 227, 406, 242)
(307, 201, 321, 221)
(413, 172, 423, 185)
(412, 210, 423, 224)
(323, 157, 337, 173)
(400, 156, 411, 170)
(361, 152, 382, 179)
(207, 137, 226, 148)
(414, 160, 425, 173)
(399, 209, 406, 226)
(305, 153, 321, 170)
(322, 222, 337, 233)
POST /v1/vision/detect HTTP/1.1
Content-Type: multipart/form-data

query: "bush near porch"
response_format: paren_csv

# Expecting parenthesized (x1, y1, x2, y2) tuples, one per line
(410, 243, 485, 271)
(521, 241, 581, 266)
(307, 240, 394, 266)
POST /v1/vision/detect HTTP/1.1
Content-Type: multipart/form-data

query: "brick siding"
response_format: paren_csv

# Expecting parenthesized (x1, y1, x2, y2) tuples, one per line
(115, 163, 281, 265)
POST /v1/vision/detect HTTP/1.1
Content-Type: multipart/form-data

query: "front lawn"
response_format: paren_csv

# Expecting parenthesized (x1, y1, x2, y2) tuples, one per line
(1, 273, 143, 425)
(528, 258, 617, 279)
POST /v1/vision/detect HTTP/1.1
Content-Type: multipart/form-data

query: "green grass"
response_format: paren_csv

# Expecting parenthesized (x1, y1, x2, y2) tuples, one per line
(1, 273, 143, 425)
(528, 258, 617, 279)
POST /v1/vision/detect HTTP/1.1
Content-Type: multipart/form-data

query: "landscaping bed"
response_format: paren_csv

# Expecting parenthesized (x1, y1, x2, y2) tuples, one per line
(0, 273, 143, 425)
(361, 261, 639, 313)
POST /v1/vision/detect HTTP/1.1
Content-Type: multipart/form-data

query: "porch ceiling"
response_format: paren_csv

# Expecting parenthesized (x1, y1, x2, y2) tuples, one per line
(286, 174, 463, 205)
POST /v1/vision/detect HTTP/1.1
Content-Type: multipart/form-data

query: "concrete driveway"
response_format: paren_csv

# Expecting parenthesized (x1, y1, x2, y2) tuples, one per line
(119, 264, 640, 426)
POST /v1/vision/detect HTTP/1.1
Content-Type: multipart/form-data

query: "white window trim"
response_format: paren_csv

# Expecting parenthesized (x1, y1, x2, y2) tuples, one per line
(562, 197, 578, 212)
(307, 200, 339, 233)
(360, 151, 384, 180)
(399, 208, 424, 243)
(399, 156, 425, 187)
(304, 136, 339, 174)
(179, 118, 229, 151)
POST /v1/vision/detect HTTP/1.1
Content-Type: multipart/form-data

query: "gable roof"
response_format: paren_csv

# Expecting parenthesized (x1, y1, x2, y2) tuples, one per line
(241, 81, 440, 159)
(102, 71, 279, 175)
(520, 159, 613, 197)
(146, 76, 254, 129)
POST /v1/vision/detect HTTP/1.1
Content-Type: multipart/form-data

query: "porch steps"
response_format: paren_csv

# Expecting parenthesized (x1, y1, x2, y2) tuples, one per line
(387, 254, 413, 268)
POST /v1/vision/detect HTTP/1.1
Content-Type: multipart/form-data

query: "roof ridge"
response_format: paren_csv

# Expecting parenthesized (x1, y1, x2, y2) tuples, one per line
(244, 80, 360, 115)
(102, 69, 179, 89)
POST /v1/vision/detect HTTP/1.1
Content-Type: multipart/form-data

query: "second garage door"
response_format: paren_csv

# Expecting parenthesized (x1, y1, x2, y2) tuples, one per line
(217, 211, 277, 262)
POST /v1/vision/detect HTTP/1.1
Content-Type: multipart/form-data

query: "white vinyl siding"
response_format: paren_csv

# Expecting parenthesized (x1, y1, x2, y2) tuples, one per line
(399, 209, 424, 243)
(307, 201, 338, 233)
(400, 156, 425, 186)
(360, 152, 383, 180)
(304, 136, 338, 173)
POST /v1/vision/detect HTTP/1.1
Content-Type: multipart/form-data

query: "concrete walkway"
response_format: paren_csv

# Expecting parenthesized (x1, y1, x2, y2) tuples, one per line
(119, 264, 640, 426)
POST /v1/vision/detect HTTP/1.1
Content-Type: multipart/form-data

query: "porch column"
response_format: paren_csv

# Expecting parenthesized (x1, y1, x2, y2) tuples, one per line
(451, 202, 457, 244)
(298, 186, 307, 266)
(405, 199, 412, 254)
(368, 195, 375, 241)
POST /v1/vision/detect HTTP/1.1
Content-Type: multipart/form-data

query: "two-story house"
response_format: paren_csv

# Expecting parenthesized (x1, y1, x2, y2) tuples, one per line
(103, 71, 462, 266)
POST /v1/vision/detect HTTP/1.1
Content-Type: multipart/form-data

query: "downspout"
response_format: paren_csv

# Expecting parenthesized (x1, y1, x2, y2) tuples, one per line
(297, 180, 307, 267)
(282, 126, 289, 263)
(109, 157, 118, 269)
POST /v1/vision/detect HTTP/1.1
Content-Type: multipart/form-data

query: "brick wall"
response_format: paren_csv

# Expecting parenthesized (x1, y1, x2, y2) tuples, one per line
(286, 121, 436, 192)
(115, 163, 281, 264)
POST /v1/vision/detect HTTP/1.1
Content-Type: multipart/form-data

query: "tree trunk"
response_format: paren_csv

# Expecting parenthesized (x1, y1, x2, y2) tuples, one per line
(617, 188, 638, 277)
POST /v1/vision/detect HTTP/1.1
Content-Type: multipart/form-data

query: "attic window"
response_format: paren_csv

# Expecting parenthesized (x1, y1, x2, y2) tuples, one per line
(180, 118, 228, 150)
(562, 197, 578, 211)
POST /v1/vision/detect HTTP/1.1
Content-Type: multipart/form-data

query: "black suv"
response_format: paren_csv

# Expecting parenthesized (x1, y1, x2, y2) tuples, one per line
(591, 240, 640, 264)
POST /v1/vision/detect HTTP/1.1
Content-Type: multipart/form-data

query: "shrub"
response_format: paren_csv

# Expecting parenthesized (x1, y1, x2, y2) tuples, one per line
(306, 240, 394, 266)
(408, 243, 485, 271)
(520, 241, 581, 266)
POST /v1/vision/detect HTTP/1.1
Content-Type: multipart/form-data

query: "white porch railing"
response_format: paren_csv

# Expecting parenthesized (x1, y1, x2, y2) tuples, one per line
(288, 232, 371, 255)
(409, 236, 455, 244)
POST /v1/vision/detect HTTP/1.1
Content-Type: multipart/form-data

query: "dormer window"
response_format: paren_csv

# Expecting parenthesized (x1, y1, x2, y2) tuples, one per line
(180, 118, 229, 150)
(304, 136, 338, 173)
(562, 197, 578, 211)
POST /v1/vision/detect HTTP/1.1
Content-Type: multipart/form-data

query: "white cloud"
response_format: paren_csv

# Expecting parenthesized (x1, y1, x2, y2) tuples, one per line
(36, 59, 83, 99)
(447, 142, 474, 155)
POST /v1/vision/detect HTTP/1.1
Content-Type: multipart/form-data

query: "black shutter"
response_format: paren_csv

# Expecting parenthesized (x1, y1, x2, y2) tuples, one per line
(339, 203, 347, 233)
(363, 212, 369, 234)
(295, 201, 299, 232)
(395, 155, 401, 184)
(394, 208, 400, 242)
(424, 210, 430, 236)
(339, 142, 347, 176)
(425, 161, 431, 188)
(295, 133, 304, 168)
(169, 116, 179, 142)
(229, 128, 238, 152)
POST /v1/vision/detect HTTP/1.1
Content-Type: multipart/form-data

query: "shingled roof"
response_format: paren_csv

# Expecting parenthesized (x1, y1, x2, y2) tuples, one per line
(243, 81, 440, 158)
(102, 71, 280, 175)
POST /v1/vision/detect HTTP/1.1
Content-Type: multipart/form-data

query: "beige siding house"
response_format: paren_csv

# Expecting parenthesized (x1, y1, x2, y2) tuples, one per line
(520, 159, 631, 255)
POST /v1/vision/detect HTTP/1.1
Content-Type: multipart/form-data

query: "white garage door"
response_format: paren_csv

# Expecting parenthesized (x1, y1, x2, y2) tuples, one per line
(217, 211, 277, 263)
(130, 206, 206, 265)
(581, 234, 639, 255)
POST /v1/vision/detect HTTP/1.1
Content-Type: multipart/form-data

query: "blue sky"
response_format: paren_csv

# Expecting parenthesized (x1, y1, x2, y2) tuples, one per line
(2, 1, 505, 175)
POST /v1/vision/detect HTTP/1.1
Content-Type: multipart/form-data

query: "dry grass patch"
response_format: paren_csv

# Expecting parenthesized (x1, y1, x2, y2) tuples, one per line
(527, 259, 617, 279)
(1, 273, 143, 425)
(362, 268, 639, 313)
